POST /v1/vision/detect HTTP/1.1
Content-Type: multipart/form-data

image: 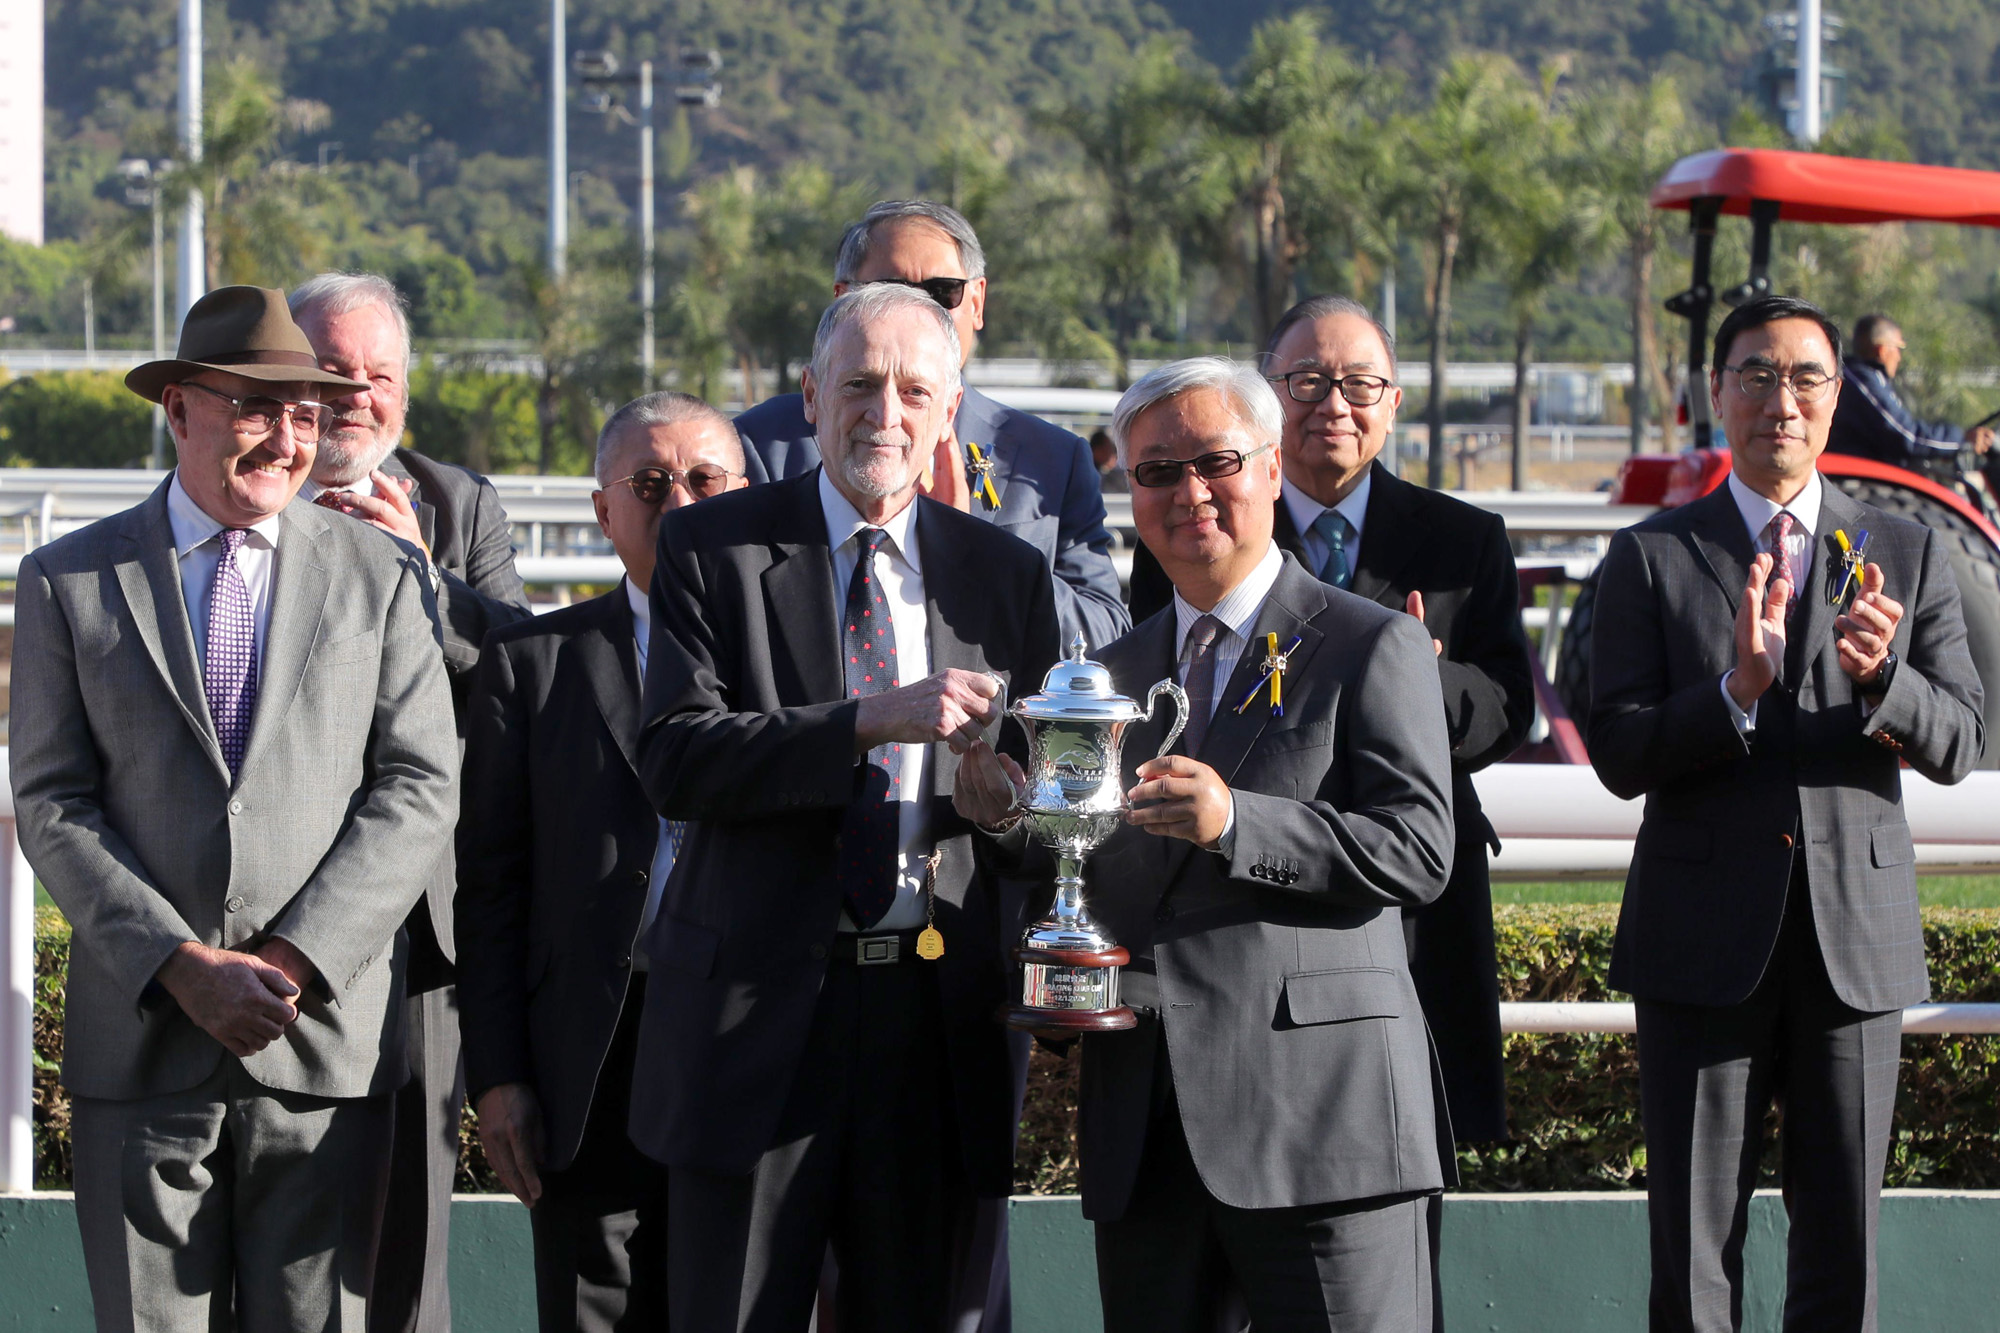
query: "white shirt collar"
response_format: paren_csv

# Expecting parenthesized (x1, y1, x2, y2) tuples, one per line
(299, 473, 378, 502)
(1282, 466, 1371, 543)
(166, 471, 285, 556)
(1173, 540, 1285, 651)
(818, 468, 923, 573)
(1726, 469, 1822, 544)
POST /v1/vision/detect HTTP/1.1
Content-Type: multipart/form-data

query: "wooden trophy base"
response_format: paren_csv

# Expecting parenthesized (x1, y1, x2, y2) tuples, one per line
(1002, 943, 1138, 1035)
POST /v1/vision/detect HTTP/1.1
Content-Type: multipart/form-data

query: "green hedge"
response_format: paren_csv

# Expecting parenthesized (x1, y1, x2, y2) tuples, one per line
(31, 905, 2000, 1194)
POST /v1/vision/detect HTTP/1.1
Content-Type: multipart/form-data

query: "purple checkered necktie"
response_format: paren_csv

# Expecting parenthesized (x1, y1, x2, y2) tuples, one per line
(203, 528, 259, 777)
(835, 529, 902, 930)
(1766, 512, 1801, 620)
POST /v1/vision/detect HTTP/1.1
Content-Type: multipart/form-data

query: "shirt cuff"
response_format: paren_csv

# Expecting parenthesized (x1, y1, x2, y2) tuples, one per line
(1720, 671, 1758, 734)
(1208, 796, 1237, 856)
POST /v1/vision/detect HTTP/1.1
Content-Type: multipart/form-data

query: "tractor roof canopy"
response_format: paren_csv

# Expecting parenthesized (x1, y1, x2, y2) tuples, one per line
(1651, 148, 2000, 227)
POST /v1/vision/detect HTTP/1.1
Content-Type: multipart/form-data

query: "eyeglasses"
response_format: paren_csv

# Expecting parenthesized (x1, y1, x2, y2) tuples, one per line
(178, 380, 332, 442)
(1130, 442, 1275, 490)
(860, 276, 970, 311)
(1267, 370, 1396, 407)
(1721, 363, 1839, 404)
(609, 466, 742, 504)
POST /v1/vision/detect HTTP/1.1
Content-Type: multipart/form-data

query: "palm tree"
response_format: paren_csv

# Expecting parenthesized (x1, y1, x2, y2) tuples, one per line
(1391, 54, 1540, 488)
(1571, 76, 1698, 455)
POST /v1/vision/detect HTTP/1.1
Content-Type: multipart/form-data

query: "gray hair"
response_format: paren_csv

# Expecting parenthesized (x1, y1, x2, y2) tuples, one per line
(833, 200, 987, 284)
(288, 272, 413, 370)
(594, 392, 740, 484)
(1262, 294, 1398, 374)
(1109, 357, 1285, 467)
(807, 285, 963, 393)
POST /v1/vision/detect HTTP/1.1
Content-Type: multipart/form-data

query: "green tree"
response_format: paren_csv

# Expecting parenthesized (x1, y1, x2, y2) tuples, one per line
(0, 372, 153, 468)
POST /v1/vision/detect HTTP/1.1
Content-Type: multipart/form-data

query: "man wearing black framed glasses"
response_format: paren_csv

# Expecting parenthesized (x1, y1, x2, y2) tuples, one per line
(734, 199, 1128, 656)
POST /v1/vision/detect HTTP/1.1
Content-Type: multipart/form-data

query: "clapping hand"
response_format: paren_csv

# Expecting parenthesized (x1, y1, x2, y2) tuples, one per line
(1728, 553, 1791, 710)
(1835, 562, 1903, 691)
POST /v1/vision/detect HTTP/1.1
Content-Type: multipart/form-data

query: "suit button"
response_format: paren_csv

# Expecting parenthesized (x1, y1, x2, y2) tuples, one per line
(632, 870, 649, 886)
(1154, 903, 1175, 923)
(228, 800, 244, 816)
(618, 955, 633, 969)
(225, 895, 247, 912)
(809, 943, 828, 961)
(1781, 833, 1795, 848)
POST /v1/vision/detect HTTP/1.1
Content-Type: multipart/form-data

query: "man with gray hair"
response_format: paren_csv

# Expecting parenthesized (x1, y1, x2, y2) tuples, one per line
(957, 354, 1456, 1330)
(290, 271, 531, 1333)
(734, 198, 1128, 653)
(630, 283, 1061, 1330)
(458, 392, 744, 1331)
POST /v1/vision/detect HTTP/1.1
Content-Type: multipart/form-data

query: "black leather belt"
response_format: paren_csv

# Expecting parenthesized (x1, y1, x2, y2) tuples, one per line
(829, 929, 926, 966)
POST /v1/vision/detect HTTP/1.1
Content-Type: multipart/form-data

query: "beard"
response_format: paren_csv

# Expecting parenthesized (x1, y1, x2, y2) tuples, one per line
(313, 410, 404, 486)
(833, 428, 921, 501)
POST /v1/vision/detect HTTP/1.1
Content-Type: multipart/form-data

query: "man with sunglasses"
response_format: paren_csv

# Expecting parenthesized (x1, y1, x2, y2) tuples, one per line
(458, 393, 745, 1332)
(958, 356, 1456, 1330)
(733, 199, 1127, 654)
(290, 271, 532, 1333)
(1589, 294, 1983, 1330)
(11, 285, 460, 1331)
(1129, 296, 1533, 1152)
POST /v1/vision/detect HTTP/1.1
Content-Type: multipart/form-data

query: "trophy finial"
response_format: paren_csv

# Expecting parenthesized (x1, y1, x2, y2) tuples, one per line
(1068, 632, 1089, 662)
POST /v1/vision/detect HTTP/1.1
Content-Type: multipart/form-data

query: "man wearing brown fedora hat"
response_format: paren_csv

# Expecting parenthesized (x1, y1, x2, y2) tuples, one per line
(10, 285, 461, 1332)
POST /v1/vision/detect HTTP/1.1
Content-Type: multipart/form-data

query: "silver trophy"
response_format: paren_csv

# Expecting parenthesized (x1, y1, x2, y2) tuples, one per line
(1001, 635, 1189, 1036)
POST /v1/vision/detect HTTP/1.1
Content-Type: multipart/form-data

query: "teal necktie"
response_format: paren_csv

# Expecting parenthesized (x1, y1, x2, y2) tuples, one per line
(1312, 511, 1353, 589)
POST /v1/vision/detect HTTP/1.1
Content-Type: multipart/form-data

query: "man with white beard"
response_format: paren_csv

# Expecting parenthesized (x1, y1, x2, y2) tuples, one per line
(291, 273, 531, 1333)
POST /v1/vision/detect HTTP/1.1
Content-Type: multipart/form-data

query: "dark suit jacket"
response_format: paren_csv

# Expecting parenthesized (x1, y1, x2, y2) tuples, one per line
(456, 588, 659, 1169)
(628, 471, 1062, 1194)
(1588, 483, 1984, 1010)
(733, 385, 1129, 652)
(1055, 555, 1457, 1220)
(379, 448, 531, 978)
(1130, 462, 1533, 1138)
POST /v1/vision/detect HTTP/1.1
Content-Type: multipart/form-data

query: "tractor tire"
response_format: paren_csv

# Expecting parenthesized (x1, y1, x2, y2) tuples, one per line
(1831, 477, 2000, 769)
(1553, 572, 1598, 728)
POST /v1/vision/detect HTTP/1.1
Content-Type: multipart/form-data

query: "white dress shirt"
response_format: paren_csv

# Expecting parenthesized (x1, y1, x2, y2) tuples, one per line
(1720, 469, 1823, 733)
(299, 473, 379, 502)
(1170, 540, 1284, 848)
(630, 576, 678, 970)
(166, 472, 283, 677)
(820, 471, 934, 932)
(1284, 468, 1372, 580)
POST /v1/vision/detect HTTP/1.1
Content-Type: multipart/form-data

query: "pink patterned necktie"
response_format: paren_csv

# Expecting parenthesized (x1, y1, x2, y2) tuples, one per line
(204, 528, 259, 777)
(1767, 512, 1800, 620)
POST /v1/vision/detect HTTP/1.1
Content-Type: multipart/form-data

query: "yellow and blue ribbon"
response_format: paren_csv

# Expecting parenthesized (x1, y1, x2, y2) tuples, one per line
(1235, 633, 1302, 717)
(1831, 528, 1870, 606)
(964, 441, 1001, 510)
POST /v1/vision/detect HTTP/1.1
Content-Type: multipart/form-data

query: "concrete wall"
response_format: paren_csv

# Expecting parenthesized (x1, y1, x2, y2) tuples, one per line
(2, 1190, 1994, 1330)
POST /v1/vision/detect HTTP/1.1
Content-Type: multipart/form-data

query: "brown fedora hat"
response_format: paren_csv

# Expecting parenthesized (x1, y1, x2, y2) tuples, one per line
(125, 285, 371, 404)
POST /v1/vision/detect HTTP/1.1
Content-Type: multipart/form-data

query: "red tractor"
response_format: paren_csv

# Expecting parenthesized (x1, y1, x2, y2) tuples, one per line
(1552, 148, 2000, 765)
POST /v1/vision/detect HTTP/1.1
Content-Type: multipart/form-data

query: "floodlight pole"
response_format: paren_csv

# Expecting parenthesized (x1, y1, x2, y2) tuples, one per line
(151, 184, 168, 466)
(640, 60, 655, 391)
(549, 0, 568, 279)
(176, 0, 204, 319)
(1796, 0, 1823, 144)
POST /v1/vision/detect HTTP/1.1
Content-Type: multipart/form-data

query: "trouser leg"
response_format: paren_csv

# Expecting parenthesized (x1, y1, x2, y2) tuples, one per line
(1216, 1189, 1433, 1333)
(370, 983, 463, 1333)
(1091, 1082, 1233, 1333)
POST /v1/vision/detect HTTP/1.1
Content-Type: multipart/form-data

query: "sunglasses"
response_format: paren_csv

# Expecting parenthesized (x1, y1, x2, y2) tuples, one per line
(178, 380, 333, 443)
(1130, 442, 1275, 490)
(610, 465, 742, 504)
(860, 276, 970, 311)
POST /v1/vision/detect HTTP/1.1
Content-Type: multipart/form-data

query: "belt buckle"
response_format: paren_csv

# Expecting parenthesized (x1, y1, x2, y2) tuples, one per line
(857, 935, 901, 966)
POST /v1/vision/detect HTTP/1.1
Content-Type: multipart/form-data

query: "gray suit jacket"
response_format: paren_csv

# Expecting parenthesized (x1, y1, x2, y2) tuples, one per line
(628, 470, 1061, 1192)
(1588, 483, 1984, 1010)
(11, 481, 460, 1101)
(1063, 555, 1457, 1220)
(456, 588, 660, 1168)
(733, 385, 1129, 651)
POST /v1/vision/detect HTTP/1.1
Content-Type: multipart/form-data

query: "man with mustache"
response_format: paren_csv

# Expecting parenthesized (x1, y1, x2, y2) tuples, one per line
(291, 273, 531, 1333)
(630, 283, 1060, 1330)
(1589, 294, 1983, 1330)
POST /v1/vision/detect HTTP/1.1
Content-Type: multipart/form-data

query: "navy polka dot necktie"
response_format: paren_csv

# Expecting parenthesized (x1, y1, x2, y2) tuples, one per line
(836, 528, 902, 930)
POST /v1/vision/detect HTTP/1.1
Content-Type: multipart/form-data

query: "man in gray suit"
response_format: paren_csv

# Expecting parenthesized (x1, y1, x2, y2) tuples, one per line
(291, 271, 532, 1333)
(458, 393, 747, 1331)
(733, 199, 1128, 652)
(10, 285, 460, 1331)
(1588, 294, 1984, 1331)
(959, 357, 1457, 1330)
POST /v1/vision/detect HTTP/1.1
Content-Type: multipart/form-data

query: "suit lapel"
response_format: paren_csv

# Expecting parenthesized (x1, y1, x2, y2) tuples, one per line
(114, 484, 229, 776)
(761, 471, 842, 705)
(953, 387, 1012, 515)
(1686, 486, 1755, 619)
(916, 500, 984, 826)
(239, 500, 331, 780)
(1347, 464, 1423, 608)
(579, 590, 644, 780)
(1272, 499, 1309, 569)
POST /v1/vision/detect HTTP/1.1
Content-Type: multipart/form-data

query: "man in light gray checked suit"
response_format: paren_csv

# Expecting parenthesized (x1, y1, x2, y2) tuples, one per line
(1589, 294, 1983, 1331)
(10, 286, 459, 1331)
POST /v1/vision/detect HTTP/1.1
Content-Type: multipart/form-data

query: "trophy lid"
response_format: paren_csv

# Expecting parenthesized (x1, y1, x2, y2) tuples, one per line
(1013, 634, 1148, 722)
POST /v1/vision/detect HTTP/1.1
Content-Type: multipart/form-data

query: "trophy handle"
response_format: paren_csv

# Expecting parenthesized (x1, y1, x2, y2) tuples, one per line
(1146, 679, 1191, 760)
